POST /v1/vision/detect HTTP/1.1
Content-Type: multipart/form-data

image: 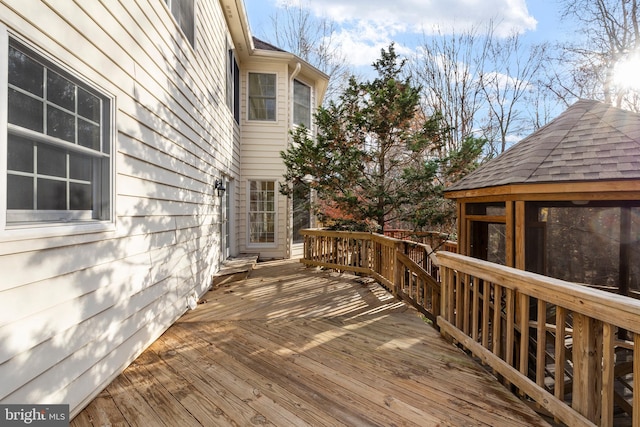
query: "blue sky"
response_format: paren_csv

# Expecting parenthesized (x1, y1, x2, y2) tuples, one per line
(244, 0, 572, 72)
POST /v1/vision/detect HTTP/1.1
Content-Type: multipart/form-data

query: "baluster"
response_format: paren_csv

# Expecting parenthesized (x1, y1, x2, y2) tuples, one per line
(492, 284, 502, 358)
(554, 306, 566, 406)
(601, 322, 614, 427)
(536, 300, 546, 388)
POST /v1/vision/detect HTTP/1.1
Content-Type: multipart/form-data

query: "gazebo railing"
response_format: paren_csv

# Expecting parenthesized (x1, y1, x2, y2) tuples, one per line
(437, 251, 640, 427)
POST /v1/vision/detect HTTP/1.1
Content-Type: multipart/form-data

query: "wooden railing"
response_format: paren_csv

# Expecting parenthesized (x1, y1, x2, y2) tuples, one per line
(301, 229, 640, 426)
(438, 251, 639, 427)
(301, 229, 440, 323)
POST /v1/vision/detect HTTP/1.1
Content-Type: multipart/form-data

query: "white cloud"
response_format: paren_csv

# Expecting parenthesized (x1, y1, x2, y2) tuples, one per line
(273, 0, 537, 69)
(304, 0, 537, 36)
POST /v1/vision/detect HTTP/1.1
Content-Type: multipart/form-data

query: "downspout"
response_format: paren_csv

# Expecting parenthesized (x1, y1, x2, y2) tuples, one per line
(289, 62, 302, 128)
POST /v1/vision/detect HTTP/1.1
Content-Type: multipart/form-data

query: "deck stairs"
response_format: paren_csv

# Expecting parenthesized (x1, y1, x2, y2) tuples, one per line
(211, 254, 259, 288)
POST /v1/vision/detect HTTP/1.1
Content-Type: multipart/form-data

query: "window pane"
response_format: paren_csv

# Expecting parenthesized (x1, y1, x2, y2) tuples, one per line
(7, 175, 33, 209)
(265, 99, 276, 120)
(248, 73, 276, 121)
(249, 98, 276, 121)
(37, 144, 66, 178)
(293, 183, 310, 243)
(70, 182, 92, 210)
(249, 73, 275, 97)
(8, 88, 43, 132)
(487, 223, 506, 265)
(37, 178, 66, 210)
(78, 87, 100, 123)
(249, 180, 276, 243)
(8, 135, 34, 173)
(47, 71, 75, 111)
(545, 207, 620, 286)
(8, 46, 43, 96)
(169, 0, 195, 46)
(294, 80, 311, 127)
(47, 106, 75, 142)
(466, 202, 506, 216)
(294, 104, 310, 128)
(69, 153, 92, 181)
(78, 87, 101, 122)
(78, 119, 100, 150)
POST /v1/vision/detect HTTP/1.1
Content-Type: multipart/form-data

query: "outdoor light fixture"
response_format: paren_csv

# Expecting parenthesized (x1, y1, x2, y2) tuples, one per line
(214, 179, 226, 197)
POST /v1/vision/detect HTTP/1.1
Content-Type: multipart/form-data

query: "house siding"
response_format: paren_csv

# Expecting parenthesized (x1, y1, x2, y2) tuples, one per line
(239, 62, 291, 259)
(0, 0, 238, 417)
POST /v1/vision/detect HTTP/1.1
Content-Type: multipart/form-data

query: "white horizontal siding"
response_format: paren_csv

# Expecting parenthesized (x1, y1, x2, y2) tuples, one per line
(0, 0, 239, 417)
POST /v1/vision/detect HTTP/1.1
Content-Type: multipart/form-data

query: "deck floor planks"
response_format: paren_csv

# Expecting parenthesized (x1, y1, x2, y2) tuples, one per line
(226, 318, 458, 426)
(70, 390, 127, 427)
(148, 331, 286, 427)
(71, 259, 550, 426)
(155, 326, 332, 427)
(187, 320, 426, 427)
(233, 316, 544, 427)
(119, 358, 202, 427)
(104, 371, 169, 426)
(133, 350, 235, 427)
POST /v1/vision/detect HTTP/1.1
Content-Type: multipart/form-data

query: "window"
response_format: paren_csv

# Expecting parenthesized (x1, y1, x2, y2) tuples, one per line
(226, 46, 240, 123)
(5, 39, 111, 225)
(249, 181, 275, 244)
(525, 202, 640, 295)
(466, 202, 506, 265)
(292, 182, 310, 244)
(165, 0, 195, 47)
(248, 73, 276, 121)
(293, 80, 311, 128)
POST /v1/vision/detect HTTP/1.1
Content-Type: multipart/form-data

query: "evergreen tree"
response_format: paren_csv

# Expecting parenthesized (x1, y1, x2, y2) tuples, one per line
(281, 44, 483, 232)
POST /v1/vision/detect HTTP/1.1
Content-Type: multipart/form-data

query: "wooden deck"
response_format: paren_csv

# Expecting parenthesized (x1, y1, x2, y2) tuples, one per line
(71, 259, 550, 427)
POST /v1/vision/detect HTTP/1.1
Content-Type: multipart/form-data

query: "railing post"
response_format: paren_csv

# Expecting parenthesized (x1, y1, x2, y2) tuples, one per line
(572, 313, 603, 424)
(394, 250, 401, 298)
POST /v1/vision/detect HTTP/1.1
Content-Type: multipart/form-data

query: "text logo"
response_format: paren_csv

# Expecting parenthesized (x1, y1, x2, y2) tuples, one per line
(1, 405, 68, 426)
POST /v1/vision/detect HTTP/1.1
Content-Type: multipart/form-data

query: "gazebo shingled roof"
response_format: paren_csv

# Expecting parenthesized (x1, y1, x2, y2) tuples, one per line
(446, 99, 640, 192)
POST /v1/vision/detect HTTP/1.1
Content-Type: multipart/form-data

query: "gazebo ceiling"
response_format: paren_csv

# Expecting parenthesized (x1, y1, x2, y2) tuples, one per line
(446, 99, 640, 194)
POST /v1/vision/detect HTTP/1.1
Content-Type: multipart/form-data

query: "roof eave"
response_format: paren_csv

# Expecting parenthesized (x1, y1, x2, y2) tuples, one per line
(445, 179, 640, 201)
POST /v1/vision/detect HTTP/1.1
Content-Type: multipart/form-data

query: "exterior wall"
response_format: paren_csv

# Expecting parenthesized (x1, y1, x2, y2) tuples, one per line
(238, 60, 291, 259)
(238, 60, 323, 260)
(0, 0, 239, 417)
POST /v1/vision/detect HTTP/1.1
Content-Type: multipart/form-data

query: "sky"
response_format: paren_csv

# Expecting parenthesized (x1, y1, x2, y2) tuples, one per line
(243, 0, 571, 72)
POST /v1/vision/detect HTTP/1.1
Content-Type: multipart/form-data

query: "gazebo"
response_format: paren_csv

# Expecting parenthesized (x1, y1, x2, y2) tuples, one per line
(445, 99, 640, 298)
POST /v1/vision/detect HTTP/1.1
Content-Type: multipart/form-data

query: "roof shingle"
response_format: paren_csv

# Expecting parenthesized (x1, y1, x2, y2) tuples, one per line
(446, 99, 640, 191)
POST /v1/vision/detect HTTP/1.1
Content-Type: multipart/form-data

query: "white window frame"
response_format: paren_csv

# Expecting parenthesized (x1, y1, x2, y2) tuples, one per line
(248, 72, 277, 122)
(293, 79, 311, 129)
(0, 29, 115, 238)
(247, 180, 277, 247)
